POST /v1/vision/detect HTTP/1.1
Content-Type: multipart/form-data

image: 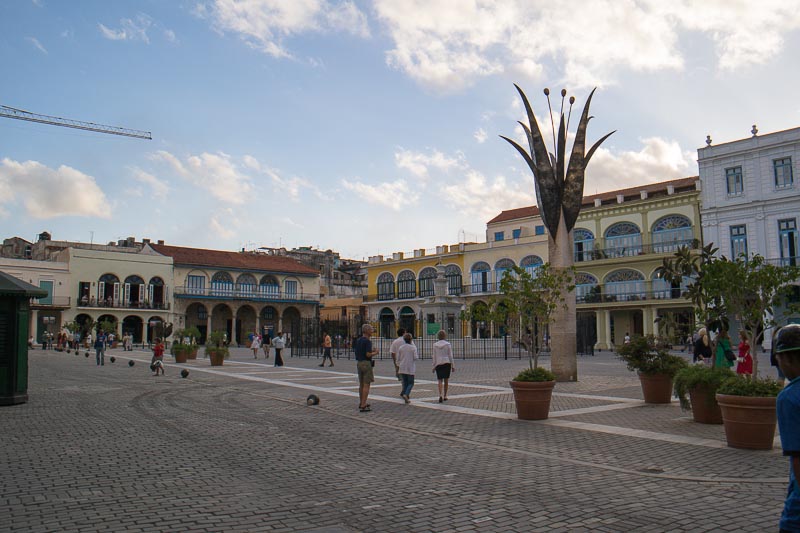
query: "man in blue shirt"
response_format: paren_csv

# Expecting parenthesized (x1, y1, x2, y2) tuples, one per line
(354, 323, 378, 412)
(94, 329, 107, 366)
(775, 324, 800, 532)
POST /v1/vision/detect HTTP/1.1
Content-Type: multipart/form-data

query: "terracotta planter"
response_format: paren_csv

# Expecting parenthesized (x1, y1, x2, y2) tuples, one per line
(509, 380, 556, 420)
(688, 385, 723, 424)
(716, 394, 777, 450)
(173, 348, 188, 364)
(638, 372, 673, 404)
(209, 352, 225, 366)
(187, 346, 198, 360)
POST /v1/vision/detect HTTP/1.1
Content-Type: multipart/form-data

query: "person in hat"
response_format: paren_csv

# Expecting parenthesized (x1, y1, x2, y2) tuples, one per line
(774, 324, 800, 532)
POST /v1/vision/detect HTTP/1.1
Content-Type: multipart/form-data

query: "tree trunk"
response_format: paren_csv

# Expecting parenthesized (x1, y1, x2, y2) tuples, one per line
(549, 212, 577, 382)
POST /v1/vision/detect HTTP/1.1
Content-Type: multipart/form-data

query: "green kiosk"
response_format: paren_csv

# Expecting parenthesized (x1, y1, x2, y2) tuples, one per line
(0, 271, 47, 406)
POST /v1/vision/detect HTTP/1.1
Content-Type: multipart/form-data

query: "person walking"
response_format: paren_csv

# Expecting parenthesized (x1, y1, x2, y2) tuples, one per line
(262, 331, 271, 359)
(736, 330, 753, 376)
(715, 329, 734, 369)
(320, 331, 334, 367)
(272, 331, 286, 367)
(693, 327, 712, 363)
(151, 338, 165, 376)
(94, 329, 106, 366)
(354, 323, 378, 412)
(389, 327, 406, 381)
(251, 333, 261, 359)
(432, 330, 455, 403)
(773, 324, 800, 532)
(397, 333, 418, 404)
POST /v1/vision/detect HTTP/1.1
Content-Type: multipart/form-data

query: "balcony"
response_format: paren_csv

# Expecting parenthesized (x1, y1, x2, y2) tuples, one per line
(574, 238, 698, 263)
(174, 286, 319, 304)
(77, 298, 170, 310)
(30, 296, 71, 309)
(766, 256, 800, 267)
(577, 287, 689, 305)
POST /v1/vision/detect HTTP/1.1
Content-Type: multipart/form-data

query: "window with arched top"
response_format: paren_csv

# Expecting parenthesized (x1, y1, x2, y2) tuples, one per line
(575, 272, 599, 303)
(418, 267, 437, 297)
(573, 228, 595, 262)
(377, 272, 395, 301)
(148, 276, 166, 307)
(494, 258, 515, 286)
(236, 273, 257, 297)
(652, 215, 693, 253)
(98, 273, 120, 303)
(520, 255, 543, 277)
(259, 275, 279, 299)
(445, 265, 462, 295)
(211, 271, 234, 297)
(651, 269, 692, 300)
(123, 275, 145, 306)
(471, 262, 491, 293)
(604, 269, 645, 301)
(604, 222, 642, 258)
(397, 270, 417, 299)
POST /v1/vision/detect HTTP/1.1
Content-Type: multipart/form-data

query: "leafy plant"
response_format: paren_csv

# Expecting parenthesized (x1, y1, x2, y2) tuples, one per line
(617, 335, 688, 377)
(204, 330, 229, 359)
(717, 375, 783, 397)
(513, 366, 556, 382)
(673, 365, 735, 410)
(97, 318, 117, 335)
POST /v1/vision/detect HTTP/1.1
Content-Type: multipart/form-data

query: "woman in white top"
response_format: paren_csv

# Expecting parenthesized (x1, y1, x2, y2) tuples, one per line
(251, 334, 261, 359)
(432, 330, 455, 403)
(397, 333, 418, 404)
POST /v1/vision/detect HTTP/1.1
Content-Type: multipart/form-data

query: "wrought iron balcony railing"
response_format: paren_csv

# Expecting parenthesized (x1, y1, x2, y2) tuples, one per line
(173, 286, 319, 303)
(77, 299, 170, 310)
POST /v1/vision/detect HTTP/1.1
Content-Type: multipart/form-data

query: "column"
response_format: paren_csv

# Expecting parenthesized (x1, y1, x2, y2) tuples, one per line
(255, 316, 260, 338)
(206, 313, 212, 340)
(642, 307, 654, 336)
(603, 310, 612, 350)
(595, 310, 607, 351)
(30, 309, 38, 341)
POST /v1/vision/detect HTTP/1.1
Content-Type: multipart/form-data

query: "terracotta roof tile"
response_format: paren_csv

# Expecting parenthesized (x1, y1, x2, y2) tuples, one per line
(150, 244, 318, 275)
(488, 176, 698, 224)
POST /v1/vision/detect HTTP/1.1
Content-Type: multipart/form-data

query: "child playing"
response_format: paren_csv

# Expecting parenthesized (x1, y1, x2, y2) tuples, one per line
(774, 324, 800, 532)
(736, 330, 753, 376)
(151, 338, 165, 376)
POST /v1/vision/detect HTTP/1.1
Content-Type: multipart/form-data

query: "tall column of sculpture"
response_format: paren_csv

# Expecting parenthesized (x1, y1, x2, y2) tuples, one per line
(501, 85, 614, 382)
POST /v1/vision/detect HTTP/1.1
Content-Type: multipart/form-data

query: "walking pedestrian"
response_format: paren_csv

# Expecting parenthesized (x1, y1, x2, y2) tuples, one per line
(272, 331, 286, 367)
(736, 330, 753, 376)
(397, 333, 418, 404)
(320, 331, 334, 367)
(432, 330, 455, 403)
(251, 334, 261, 359)
(715, 329, 734, 369)
(94, 329, 106, 366)
(354, 323, 378, 412)
(389, 327, 406, 381)
(773, 324, 800, 532)
(693, 327, 711, 363)
(262, 331, 271, 359)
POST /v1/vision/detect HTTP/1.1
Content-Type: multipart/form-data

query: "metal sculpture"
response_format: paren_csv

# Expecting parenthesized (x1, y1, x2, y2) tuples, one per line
(501, 85, 614, 381)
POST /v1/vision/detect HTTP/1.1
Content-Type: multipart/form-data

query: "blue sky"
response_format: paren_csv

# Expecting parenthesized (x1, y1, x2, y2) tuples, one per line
(3, 0, 800, 260)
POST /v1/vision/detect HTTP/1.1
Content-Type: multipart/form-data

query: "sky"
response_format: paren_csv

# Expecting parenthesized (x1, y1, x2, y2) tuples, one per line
(3, 1, 800, 261)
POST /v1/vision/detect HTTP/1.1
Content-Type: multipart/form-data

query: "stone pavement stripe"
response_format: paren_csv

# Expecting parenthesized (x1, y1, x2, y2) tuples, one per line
(546, 401, 645, 418)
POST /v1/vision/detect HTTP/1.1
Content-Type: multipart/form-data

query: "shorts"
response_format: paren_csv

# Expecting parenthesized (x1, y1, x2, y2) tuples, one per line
(357, 360, 374, 384)
(324, 347, 331, 357)
(435, 363, 452, 380)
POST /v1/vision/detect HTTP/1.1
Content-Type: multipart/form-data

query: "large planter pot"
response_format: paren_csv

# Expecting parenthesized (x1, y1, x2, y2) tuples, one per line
(509, 380, 556, 420)
(173, 347, 188, 364)
(716, 394, 777, 450)
(187, 346, 199, 360)
(638, 372, 673, 404)
(688, 385, 723, 424)
(208, 350, 225, 366)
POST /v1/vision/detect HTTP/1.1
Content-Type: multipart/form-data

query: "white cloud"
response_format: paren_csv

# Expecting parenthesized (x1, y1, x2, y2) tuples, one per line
(152, 150, 252, 204)
(210, 209, 237, 239)
(373, 0, 800, 91)
(579, 137, 696, 194)
(440, 169, 535, 221)
(199, 0, 370, 58)
(473, 128, 487, 144)
(341, 178, 419, 211)
(0, 158, 111, 219)
(26, 37, 48, 54)
(395, 148, 463, 180)
(163, 29, 178, 43)
(131, 168, 169, 200)
(98, 14, 153, 43)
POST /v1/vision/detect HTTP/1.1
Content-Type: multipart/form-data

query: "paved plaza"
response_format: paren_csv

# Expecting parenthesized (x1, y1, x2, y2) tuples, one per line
(0, 346, 789, 532)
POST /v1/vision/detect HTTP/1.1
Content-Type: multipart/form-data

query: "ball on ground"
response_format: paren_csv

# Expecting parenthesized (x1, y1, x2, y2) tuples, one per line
(181, 369, 189, 378)
(85, 353, 89, 358)
(109, 356, 116, 363)
(306, 394, 320, 406)
(128, 360, 135, 367)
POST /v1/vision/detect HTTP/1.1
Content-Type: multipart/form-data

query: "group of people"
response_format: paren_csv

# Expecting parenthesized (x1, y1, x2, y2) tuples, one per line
(248, 331, 287, 367)
(691, 328, 753, 375)
(354, 324, 455, 412)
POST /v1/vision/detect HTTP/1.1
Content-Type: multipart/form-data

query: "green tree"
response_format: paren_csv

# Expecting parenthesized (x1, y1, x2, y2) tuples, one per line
(662, 246, 800, 375)
(495, 264, 575, 371)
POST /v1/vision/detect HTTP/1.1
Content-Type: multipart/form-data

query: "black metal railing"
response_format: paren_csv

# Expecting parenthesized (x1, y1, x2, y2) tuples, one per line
(173, 286, 319, 303)
(574, 239, 697, 262)
(577, 288, 689, 304)
(77, 299, 170, 310)
(30, 296, 71, 307)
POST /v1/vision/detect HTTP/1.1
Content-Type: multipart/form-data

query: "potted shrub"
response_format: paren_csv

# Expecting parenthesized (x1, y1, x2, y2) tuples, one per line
(205, 330, 229, 366)
(172, 327, 201, 360)
(673, 365, 735, 424)
(618, 335, 687, 403)
(491, 264, 574, 420)
(716, 375, 783, 449)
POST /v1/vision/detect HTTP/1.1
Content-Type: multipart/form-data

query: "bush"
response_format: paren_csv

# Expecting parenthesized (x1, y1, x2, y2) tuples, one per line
(617, 335, 688, 377)
(673, 365, 735, 410)
(513, 367, 556, 382)
(717, 375, 783, 397)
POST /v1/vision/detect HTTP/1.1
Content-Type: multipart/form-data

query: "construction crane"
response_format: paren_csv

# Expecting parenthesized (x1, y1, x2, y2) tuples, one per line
(0, 104, 151, 140)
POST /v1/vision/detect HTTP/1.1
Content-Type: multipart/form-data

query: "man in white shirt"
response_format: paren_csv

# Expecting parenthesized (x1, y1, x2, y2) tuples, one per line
(389, 327, 406, 382)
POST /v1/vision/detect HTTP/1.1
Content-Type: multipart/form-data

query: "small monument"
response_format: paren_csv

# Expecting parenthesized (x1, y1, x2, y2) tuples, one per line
(418, 261, 463, 336)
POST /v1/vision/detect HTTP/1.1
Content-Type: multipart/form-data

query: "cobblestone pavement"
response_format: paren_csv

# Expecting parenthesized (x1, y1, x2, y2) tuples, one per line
(0, 347, 788, 532)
